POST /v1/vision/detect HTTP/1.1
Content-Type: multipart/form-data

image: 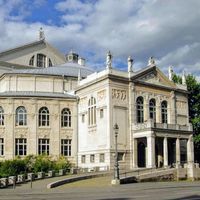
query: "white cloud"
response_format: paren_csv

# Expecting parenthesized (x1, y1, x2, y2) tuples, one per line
(0, 0, 199, 77)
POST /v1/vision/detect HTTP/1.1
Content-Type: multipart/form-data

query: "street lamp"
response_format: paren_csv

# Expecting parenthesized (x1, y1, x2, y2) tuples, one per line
(111, 123, 120, 185)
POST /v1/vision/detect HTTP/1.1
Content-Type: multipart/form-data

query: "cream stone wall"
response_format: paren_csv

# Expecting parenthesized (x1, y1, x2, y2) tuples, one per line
(0, 75, 78, 93)
(0, 97, 77, 164)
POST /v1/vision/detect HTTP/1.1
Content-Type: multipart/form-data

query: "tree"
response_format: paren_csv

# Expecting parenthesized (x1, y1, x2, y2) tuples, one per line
(173, 73, 200, 162)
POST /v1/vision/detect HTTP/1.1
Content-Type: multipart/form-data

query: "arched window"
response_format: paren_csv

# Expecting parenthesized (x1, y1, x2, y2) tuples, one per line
(37, 54, 46, 67)
(88, 97, 96, 126)
(136, 97, 144, 123)
(29, 55, 34, 66)
(61, 108, 71, 127)
(161, 101, 168, 123)
(149, 99, 156, 121)
(16, 106, 27, 126)
(0, 107, 4, 126)
(39, 107, 49, 126)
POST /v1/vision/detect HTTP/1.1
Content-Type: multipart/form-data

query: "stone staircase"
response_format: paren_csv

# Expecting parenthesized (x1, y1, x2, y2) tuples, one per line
(119, 168, 177, 184)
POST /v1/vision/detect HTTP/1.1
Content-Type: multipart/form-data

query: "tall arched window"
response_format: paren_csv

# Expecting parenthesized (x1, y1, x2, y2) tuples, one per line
(29, 55, 34, 66)
(0, 106, 4, 126)
(149, 99, 156, 121)
(16, 106, 27, 126)
(39, 107, 49, 126)
(161, 101, 168, 123)
(37, 54, 46, 67)
(88, 97, 96, 126)
(136, 97, 144, 123)
(61, 108, 71, 127)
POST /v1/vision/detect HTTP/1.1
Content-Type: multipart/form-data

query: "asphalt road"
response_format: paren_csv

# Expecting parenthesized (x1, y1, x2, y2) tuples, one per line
(1, 177, 200, 200)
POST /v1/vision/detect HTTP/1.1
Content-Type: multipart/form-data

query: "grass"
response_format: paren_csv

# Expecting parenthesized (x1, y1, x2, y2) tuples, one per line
(59, 176, 113, 188)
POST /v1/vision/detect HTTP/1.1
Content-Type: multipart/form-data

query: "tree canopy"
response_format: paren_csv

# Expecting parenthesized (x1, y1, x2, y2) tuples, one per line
(173, 73, 200, 161)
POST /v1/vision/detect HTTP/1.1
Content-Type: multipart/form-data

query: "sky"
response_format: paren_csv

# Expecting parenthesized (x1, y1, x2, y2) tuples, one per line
(0, 0, 200, 76)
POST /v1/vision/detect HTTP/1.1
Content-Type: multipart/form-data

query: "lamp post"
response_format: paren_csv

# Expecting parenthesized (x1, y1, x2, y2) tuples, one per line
(111, 123, 120, 185)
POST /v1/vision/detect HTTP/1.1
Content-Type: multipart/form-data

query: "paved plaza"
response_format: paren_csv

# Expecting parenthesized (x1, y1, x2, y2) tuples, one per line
(0, 176, 200, 200)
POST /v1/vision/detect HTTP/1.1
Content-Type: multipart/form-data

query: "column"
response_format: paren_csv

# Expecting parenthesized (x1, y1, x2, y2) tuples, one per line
(170, 91, 176, 124)
(147, 135, 156, 168)
(132, 138, 138, 168)
(176, 138, 181, 167)
(156, 104, 161, 123)
(187, 135, 195, 180)
(187, 135, 194, 165)
(163, 137, 168, 167)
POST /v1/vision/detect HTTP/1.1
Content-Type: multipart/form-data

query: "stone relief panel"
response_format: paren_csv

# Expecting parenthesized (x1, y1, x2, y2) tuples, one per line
(177, 101, 187, 115)
(112, 88, 127, 106)
(97, 89, 106, 103)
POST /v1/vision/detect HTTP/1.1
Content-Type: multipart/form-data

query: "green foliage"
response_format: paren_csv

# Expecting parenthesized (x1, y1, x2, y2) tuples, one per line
(54, 156, 71, 171)
(173, 73, 200, 161)
(0, 155, 72, 177)
(0, 158, 26, 177)
(32, 154, 55, 173)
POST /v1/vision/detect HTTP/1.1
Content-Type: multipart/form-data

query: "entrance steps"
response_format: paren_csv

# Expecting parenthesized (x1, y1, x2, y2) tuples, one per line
(120, 168, 177, 184)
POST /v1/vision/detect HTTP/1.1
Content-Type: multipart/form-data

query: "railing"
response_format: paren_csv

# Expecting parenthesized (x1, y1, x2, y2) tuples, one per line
(132, 120, 192, 131)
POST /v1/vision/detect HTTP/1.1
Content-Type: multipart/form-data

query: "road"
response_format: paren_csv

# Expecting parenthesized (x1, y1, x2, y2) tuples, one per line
(0, 176, 200, 200)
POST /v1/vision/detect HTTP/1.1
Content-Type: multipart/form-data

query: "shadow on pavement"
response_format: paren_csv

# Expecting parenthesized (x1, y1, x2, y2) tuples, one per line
(172, 195, 200, 200)
(97, 199, 131, 200)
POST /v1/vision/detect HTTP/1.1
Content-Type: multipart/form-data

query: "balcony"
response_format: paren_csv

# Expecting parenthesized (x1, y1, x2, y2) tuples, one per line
(132, 119, 193, 132)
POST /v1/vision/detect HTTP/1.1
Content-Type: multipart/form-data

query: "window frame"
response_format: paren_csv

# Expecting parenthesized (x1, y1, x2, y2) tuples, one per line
(61, 108, 71, 127)
(88, 97, 96, 126)
(161, 100, 168, 123)
(61, 139, 72, 156)
(0, 106, 4, 126)
(149, 98, 156, 121)
(0, 138, 4, 156)
(136, 96, 144, 123)
(15, 138, 27, 156)
(16, 106, 27, 126)
(90, 154, 95, 163)
(38, 139, 49, 155)
(37, 53, 46, 68)
(39, 107, 49, 127)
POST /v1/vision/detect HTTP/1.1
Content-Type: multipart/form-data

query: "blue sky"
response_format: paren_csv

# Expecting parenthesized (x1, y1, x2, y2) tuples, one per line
(0, 0, 200, 76)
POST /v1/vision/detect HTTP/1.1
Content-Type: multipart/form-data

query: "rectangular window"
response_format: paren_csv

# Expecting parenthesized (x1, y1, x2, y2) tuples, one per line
(38, 139, 49, 155)
(61, 139, 72, 156)
(0, 138, 4, 156)
(100, 109, 104, 118)
(90, 154, 95, 163)
(99, 153, 105, 163)
(15, 138, 27, 156)
(81, 155, 86, 163)
(118, 152, 125, 161)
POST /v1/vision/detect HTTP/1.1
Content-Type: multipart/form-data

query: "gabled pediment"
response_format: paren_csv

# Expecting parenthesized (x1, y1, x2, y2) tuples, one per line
(133, 66, 176, 88)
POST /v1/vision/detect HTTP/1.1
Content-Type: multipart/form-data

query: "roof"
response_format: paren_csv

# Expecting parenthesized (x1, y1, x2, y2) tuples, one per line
(0, 91, 76, 99)
(4, 62, 95, 78)
(0, 40, 45, 57)
(0, 39, 66, 62)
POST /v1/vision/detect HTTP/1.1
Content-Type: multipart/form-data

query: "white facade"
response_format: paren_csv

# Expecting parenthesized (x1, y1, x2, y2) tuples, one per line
(0, 39, 194, 171)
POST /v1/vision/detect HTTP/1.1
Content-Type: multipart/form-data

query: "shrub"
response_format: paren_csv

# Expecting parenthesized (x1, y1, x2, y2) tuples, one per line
(54, 156, 71, 172)
(0, 158, 26, 177)
(32, 154, 54, 173)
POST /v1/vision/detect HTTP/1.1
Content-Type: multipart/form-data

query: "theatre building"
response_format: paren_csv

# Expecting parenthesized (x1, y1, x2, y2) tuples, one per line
(0, 31, 194, 173)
